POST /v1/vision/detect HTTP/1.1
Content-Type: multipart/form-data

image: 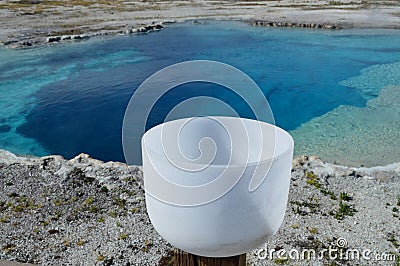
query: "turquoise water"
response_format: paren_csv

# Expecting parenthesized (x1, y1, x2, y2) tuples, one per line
(1, 21, 400, 166)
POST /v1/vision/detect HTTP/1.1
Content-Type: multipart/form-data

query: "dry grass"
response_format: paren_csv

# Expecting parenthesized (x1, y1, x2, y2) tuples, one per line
(0, 0, 125, 11)
(0, 0, 170, 15)
(51, 28, 84, 36)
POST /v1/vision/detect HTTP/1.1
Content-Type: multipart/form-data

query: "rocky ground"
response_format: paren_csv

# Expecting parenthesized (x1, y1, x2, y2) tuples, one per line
(0, 149, 399, 265)
(1, 0, 400, 48)
(1, 1, 399, 265)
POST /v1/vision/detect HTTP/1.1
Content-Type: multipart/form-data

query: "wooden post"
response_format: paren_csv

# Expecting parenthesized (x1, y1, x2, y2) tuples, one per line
(173, 249, 246, 266)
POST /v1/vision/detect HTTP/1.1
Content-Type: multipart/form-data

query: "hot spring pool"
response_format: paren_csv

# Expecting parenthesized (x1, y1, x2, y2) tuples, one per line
(1, 21, 399, 167)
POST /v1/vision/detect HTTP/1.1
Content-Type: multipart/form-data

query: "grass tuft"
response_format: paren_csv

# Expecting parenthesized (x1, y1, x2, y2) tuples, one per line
(320, 189, 337, 200)
(339, 192, 352, 201)
(305, 172, 321, 189)
(119, 233, 129, 240)
(1, 243, 16, 252)
(273, 257, 289, 265)
(388, 233, 399, 248)
(331, 200, 356, 220)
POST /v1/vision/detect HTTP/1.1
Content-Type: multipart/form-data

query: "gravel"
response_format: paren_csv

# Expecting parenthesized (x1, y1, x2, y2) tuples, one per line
(1, 0, 400, 48)
(0, 150, 399, 265)
(0, 150, 172, 265)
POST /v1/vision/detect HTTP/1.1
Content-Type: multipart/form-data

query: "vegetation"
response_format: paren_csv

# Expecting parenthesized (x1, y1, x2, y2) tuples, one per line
(97, 254, 106, 261)
(291, 224, 299, 229)
(1, 243, 16, 252)
(305, 172, 338, 200)
(41, 220, 50, 226)
(339, 192, 352, 201)
(123, 176, 136, 182)
(63, 240, 71, 247)
(119, 233, 129, 240)
(305, 172, 321, 189)
(388, 233, 399, 248)
(273, 257, 289, 265)
(0, 216, 9, 223)
(112, 196, 127, 209)
(291, 199, 320, 215)
(129, 207, 140, 213)
(8, 192, 19, 198)
(52, 211, 61, 221)
(54, 199, 63, 206)
(320, 189, 337, 200)
(0, 0, 165, 14)
(308, 227, 318, 234)
(3, 195, 43, 213)
(142, 239, 153, 253)
(84, 197, 94, 206)
(330, 200, 357, 220)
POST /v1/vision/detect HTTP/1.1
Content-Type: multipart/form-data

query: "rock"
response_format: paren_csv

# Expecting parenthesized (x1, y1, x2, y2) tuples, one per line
(19, 11, 35, 16)
(161, 20, 176, 25)
(48, 228, 60, 234)
(40, 155, 64, 172)
(0, 124, 11, 133)
(19, 41, 32, 46)
(396, 163, 400, 173)
(70, 153, 91, 164)
(0, 149, 18, 160)
(144, 25, 156, 32)
(55, 164, 73, 180)
(61, 35, 71, 40)
(153, 23, 163, 30)
(47, 36, 61, 42)
(137, 27, 147, 33)
(71, 34, 89, 40)
(1, 40, 18, 46)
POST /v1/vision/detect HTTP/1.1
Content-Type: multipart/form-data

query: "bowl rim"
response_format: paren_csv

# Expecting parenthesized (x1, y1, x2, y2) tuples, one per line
(142, 116, 294, 168)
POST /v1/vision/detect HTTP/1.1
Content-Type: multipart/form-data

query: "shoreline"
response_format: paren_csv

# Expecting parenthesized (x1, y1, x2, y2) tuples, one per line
(1, 0, 400, 49)
(2, 147, 400, 178)
(0, 19, 348, 49)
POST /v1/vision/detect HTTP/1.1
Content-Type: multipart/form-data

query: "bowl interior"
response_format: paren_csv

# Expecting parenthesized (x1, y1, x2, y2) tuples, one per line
(143, 116, 293, 167)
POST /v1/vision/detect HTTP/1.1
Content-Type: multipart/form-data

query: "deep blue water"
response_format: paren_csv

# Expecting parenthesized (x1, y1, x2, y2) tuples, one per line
(1, 21, 400, 163)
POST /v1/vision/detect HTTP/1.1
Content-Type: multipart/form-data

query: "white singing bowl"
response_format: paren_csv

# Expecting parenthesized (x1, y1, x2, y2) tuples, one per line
(142, 116, 294, 257)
